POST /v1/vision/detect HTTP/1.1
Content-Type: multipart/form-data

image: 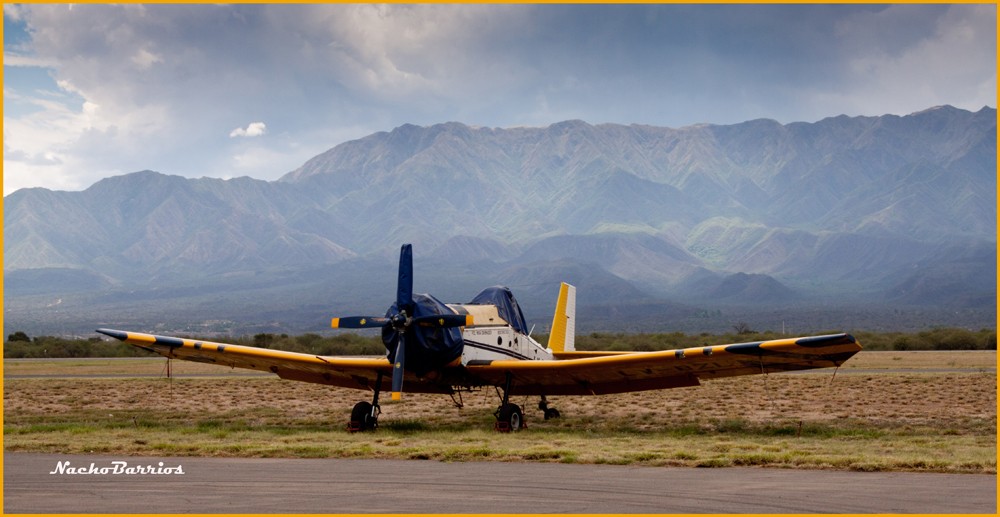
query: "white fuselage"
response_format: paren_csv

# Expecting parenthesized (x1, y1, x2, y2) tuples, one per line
(446, 303, 554, 364)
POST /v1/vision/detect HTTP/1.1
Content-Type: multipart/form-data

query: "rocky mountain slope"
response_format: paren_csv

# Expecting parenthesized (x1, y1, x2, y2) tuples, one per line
(4, 105, 995, 335)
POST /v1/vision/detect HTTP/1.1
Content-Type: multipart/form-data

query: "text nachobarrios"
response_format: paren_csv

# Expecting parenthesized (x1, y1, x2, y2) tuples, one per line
(50, 460, 185, 475)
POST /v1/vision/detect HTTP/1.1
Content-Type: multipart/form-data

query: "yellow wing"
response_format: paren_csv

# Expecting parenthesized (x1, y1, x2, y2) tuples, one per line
(96, 329, 451, 394)
(100, 329, 860, 397)
(465, 333, 861, 396)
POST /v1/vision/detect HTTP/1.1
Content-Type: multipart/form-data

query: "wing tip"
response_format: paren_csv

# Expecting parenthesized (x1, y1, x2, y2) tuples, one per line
(795, 333, 860, 349)
(96, 328, 128, 341)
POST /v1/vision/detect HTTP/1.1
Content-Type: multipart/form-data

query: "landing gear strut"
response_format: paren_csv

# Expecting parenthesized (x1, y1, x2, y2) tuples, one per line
(494, 372, 524, 432)
(348, 373, 383, 432)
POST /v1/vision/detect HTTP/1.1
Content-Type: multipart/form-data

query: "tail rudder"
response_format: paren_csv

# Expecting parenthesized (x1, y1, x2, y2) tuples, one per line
(548, 282, 576, 353)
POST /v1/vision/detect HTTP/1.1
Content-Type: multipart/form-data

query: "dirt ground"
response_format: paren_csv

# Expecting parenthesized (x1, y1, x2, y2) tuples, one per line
(6, 351, 995, 430)
(4, 351, 995, 472)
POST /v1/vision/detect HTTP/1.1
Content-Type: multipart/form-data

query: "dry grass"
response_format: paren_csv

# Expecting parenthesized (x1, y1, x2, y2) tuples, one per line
(3, 351, 996, 473)
(5, 350, 995, 376)
(3, 357, 269, 377)
(842, 350, 996, 370)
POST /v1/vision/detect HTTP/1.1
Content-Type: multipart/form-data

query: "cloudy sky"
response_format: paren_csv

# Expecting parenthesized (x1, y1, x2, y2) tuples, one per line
(3, 3, 996, 195)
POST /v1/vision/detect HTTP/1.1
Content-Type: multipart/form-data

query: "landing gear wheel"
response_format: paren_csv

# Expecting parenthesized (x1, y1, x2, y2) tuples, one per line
(495, 403, 524, 432)
(349, 401, 378, 432)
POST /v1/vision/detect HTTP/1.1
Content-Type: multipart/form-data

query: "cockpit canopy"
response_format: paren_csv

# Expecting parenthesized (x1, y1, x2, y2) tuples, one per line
(467, 286, 529, 334)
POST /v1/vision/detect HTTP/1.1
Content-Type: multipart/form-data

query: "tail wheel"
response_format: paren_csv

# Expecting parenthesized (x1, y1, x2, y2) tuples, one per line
(538, 397, 560, 420)
(495, 403, 524, 432)
(349, 401, 378, 432)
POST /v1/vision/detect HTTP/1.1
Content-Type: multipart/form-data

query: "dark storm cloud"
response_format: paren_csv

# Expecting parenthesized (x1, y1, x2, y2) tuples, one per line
(3, 4, 994, 193)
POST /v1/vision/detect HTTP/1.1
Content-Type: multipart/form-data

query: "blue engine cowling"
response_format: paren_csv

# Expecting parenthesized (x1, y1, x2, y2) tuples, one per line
(381, 292, 463, 376)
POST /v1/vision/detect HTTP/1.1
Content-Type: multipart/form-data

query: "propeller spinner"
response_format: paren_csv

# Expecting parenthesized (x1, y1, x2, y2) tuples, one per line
(331, 244, 472, 400)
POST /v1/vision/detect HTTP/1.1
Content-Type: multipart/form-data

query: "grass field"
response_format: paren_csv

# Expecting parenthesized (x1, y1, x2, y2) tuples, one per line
(4, 351, 996, 473)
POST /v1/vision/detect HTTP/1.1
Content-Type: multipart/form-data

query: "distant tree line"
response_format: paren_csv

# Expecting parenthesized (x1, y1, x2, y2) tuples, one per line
(3, 327, 995, 359)
(3, 332, 385, 359)
(572, 328, 997, 352)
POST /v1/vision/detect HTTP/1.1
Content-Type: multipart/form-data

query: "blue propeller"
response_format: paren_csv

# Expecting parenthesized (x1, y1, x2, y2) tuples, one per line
(390, 243, 413, 400)
(331, 244, 472, 400)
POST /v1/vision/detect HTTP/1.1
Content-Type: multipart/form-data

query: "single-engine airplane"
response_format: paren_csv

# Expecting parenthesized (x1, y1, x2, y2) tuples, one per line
(98, 243, 862, 432)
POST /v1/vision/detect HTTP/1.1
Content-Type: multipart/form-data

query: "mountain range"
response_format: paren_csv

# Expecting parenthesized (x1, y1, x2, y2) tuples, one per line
(4, 105, 996, 336)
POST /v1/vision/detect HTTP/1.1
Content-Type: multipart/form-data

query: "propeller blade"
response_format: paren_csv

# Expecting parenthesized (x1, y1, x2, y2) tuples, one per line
(391, 333, 406, 401)
(331, 317, 390, 329)
(396, 244, 413, 311)
(413, 314, 474, 328)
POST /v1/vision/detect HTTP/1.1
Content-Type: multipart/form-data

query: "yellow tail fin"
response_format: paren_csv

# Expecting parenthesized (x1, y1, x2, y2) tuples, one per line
(548, 282, 576, 352)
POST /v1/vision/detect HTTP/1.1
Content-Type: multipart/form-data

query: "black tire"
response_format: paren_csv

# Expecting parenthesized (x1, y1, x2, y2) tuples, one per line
(497, 403, 523, 432)
(538, 398, 560, 420)
(350, 401, 377, 431)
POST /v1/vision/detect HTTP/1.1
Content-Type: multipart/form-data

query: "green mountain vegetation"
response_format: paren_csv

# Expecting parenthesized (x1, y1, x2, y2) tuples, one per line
(3, 106, 995, 336)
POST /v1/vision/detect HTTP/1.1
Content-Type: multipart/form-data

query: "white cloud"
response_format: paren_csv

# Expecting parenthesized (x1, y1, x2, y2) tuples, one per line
(229, 122, 267, 138)
(131, 48, 163, 70)
(817, 4, 996, 117)
(2, 54, 59, 68)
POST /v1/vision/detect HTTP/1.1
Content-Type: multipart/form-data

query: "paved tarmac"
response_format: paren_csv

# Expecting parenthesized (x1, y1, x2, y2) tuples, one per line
(5, 452, 996, 513)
